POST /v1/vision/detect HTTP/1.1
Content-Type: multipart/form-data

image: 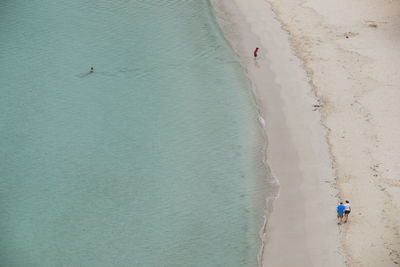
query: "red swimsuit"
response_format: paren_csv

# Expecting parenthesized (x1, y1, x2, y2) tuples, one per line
(254, 48, 259, 57)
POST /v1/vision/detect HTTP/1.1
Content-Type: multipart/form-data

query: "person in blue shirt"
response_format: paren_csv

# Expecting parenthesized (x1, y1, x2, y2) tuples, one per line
(337, 202, 346, 224)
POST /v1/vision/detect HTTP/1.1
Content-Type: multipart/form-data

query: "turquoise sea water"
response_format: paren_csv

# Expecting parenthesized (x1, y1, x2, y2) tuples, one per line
(0, 1, 268, 266)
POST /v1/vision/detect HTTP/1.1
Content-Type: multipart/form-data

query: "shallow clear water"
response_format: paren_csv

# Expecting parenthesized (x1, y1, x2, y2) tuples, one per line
(0, 1, 267, 266)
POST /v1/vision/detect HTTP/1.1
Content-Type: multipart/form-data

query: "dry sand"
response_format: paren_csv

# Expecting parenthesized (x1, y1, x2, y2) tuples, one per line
(212, 0, 400, 266)
(265, 0, 400, 266)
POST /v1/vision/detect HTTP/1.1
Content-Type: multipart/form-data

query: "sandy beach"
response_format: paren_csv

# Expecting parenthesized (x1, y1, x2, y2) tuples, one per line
(212, 0, 344, 266)
(213, 0, 400, 266)
(265, 0, 400, 265)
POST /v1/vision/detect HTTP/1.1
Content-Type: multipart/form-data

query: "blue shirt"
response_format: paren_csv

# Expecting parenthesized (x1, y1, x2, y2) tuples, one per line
(337, 205, 345, 214)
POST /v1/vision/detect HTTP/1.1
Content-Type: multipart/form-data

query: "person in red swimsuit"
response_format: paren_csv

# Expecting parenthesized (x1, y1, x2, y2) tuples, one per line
(254, 47, 259, 59)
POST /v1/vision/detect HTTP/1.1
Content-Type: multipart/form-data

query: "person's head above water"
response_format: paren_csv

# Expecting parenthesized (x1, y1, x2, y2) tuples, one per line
(90, 67, 94, 72)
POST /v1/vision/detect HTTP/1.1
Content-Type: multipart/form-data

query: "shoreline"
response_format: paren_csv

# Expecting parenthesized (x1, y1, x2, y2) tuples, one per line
(211, 0, 345, 266)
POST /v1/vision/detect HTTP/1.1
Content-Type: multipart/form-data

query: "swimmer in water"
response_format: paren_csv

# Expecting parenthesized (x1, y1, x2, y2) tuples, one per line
(90, 67, 94, 73)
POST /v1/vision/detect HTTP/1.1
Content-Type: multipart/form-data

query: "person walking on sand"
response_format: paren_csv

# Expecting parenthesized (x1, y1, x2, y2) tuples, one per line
(254, 47, 259, 59)
(337, 202, 345, 224)
(344, 200, 351, 223)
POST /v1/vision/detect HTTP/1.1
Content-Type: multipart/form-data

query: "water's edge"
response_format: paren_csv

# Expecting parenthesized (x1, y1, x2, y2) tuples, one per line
(208, 1, 280, 266)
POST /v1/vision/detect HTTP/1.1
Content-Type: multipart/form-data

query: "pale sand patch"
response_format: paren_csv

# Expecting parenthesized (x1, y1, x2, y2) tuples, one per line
(211, 0, 345, 266)
(264, 0, 400, 266)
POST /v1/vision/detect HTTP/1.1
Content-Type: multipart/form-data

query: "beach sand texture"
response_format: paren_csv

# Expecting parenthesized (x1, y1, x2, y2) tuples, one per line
(212, 0, 344, 266)
(213, 0, 400, 266)
(266, 0, 400, 265)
